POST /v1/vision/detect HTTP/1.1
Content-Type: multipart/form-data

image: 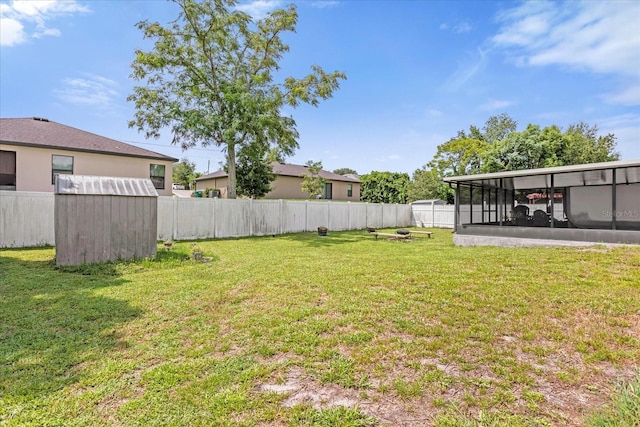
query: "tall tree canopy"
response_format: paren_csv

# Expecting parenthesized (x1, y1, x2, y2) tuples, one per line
(333, 167, 357, 176)
(128, 0, 346, 199)
(411, 114, 619, 202)
(360, 171, 410, 204)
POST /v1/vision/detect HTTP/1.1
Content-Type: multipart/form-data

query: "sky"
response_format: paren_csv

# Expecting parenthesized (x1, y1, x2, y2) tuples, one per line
(1, 0, 639, 176)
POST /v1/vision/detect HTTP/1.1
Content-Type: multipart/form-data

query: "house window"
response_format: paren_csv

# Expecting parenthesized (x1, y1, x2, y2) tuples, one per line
(52, 155, 73, 184)
(0, 150, 17, 190)
(150, 164, 165, 189)
(347, 184, 353, 197)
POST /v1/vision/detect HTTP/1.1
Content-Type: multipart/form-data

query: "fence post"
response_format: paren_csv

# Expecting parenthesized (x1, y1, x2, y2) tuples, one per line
(172, 196, 178, 240)
(211, 197, 217, 239)
(279, 199, 284, 235)
(305, 200, 308, 232)
(249, 199, 254, 237)
(432, 204, 435, 228)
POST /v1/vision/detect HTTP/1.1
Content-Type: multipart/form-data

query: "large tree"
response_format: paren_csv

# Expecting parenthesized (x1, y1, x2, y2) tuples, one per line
(333, 167, 357, 176)
(128, 0, 346, 199)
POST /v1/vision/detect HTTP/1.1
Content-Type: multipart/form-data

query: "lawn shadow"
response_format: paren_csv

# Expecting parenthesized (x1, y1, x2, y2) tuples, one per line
(0, 253, 142, 402)
(277, 230, 371, 247)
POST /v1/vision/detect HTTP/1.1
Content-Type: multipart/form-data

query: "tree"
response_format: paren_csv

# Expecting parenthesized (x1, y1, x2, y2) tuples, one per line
(360, 171, 410, 204)
(429, 138, 490, 177)
(172, 158, 201, 189)
(128, 0, 346, 199)
(562, 122, 619, 165)
(333, 167, 357, 176)
(301, 160, 326, 199)
(482, 113, 518, 143)
(407, 167, 453, 203)
(234, 144, 275, 198)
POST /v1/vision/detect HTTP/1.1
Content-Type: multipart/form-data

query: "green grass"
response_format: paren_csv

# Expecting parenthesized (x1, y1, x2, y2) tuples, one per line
(1, 229, 639, 426)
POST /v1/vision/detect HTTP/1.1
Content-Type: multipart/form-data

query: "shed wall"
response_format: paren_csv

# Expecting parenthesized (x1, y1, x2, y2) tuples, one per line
(55, 194, 157, 265)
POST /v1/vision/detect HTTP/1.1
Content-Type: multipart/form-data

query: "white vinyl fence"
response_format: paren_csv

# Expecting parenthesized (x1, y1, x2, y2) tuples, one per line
(410, 204, 455, 228)
(0, 191, 431, 248)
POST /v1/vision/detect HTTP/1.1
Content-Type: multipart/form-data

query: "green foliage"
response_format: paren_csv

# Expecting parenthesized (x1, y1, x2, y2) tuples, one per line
(301, 160, 326, 199)
(172, 158, 201, 189)
(424, 114, 619, 180)
(290, 405, 376, 426)
(587, 373, 640, 427)
(333, 167, 357, 176)
(128, 0, 346, 199)
(360, 171, 410, 203)
(407, 167, 453, 203)
(235, 144, 276, 199)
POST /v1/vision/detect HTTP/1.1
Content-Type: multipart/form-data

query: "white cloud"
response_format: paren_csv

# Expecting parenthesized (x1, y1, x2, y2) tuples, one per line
(440, 21, 472, 34)
(602, 84, 640, 107)
(426, 109, 443, 118)
(444, 48, 488, 90)
(0, 0, 89, 46)
(491, 1, 640, 105)
(235, 0, 283, 19)
(480, 99, 515, 111)
(309, 1, 340, 8)
(453, 21, 472, 34)
(597, 114, 640, 159)
(388, 154, 401, 160)
(54, 74, 120, 108)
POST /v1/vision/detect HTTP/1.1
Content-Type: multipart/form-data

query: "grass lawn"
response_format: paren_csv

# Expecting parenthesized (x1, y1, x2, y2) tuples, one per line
(1, 229, 639, 426)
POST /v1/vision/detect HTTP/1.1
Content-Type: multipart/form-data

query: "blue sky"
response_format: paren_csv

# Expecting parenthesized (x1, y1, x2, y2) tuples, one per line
(1, 0, 639, 176)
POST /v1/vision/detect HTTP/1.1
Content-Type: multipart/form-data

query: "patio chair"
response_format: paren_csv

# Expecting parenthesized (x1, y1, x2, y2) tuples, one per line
(512, 205, 530, 226)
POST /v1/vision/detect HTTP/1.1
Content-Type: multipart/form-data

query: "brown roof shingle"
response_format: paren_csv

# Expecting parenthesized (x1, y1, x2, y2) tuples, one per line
(197, 162, 360, 182)
(0, 117, 177, 162)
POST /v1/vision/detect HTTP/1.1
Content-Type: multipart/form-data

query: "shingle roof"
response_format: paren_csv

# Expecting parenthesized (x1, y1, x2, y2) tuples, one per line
(196, 162, 360, 182)
(0, 117, 177, 162)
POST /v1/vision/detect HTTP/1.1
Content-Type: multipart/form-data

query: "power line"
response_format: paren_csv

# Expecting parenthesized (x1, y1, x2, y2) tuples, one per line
(119, 139, 224, 153)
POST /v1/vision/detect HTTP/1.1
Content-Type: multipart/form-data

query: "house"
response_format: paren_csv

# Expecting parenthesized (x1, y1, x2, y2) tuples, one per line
(195, 162, 361, 201)
(443, 160, 640, 246)
(0, 117, 177, 196)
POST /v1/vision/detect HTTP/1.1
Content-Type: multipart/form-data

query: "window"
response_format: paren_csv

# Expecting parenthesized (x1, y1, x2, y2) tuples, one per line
(347, 184, 353, 197)
(150, 164, 166, 189)
(52, 155, 73, 184)
(0, 150, 17, 190)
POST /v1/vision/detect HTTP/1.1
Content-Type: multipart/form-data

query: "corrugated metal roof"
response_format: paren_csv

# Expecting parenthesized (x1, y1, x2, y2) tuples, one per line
(55, 175, 159, 196)
(0, 117, 177, 162)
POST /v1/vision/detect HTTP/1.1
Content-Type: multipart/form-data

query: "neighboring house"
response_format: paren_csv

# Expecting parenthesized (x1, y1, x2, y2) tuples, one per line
(195, 162, 361, 201)
(0, 117, 177, 196)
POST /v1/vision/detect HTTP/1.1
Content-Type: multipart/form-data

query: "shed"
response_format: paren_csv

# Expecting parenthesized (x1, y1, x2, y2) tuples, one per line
(55, 175, 158, 266)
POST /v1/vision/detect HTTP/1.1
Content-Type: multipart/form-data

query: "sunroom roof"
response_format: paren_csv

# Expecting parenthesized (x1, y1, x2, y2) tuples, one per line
(442, 160, 640, 189)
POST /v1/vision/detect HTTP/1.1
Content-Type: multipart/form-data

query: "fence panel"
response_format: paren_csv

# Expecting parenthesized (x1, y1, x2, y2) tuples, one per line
(252, 200, 281, 236)
(349, 203, 368, 230)
(215, 199, 251, 238)
(0, 191, 55, 248)
(328, 203, 350, 230)
(306, 202, 330, 230)
(433, 205, 455, 228)
(382, 204, 398, 228)
(282, 201, 307, 233)
(174, 198, 216, 240)
(366, 204, 383, 228)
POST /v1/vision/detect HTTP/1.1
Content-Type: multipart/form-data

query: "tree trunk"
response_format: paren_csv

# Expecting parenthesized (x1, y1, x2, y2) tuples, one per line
(227, 143, 237, 199)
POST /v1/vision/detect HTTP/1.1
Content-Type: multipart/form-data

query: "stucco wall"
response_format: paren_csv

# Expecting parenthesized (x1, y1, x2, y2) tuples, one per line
(197, 174, 360, 201)
(0, 144, 174, 196)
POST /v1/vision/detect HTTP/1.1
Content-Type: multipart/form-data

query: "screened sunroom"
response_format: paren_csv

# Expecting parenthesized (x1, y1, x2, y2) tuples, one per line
(443, 160, 640, 246)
